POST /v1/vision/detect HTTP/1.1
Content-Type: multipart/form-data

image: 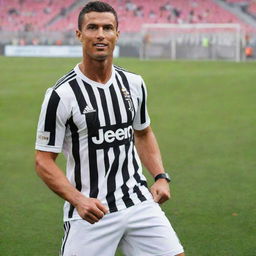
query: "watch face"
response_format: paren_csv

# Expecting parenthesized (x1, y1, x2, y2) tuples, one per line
(165, 173, 171, 182)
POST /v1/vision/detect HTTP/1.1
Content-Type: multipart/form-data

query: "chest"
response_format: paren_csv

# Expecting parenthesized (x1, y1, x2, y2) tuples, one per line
(70, 82, 138, 135)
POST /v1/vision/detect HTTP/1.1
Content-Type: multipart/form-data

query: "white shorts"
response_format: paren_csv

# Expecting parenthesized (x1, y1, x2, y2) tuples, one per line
(60, 200, 184, 256)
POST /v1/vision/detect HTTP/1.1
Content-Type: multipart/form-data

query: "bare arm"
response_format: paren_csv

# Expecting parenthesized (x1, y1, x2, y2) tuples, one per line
(134, 126, 170, 204)
(35, 150, 108, 223)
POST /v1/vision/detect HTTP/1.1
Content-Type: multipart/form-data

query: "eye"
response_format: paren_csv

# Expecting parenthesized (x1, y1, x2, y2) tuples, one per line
(104, 25, 114, 31)
(87, 24, 97, 30)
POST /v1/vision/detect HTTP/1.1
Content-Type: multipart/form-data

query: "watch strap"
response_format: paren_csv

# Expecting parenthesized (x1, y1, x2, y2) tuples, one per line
(154, 173, 171, 183)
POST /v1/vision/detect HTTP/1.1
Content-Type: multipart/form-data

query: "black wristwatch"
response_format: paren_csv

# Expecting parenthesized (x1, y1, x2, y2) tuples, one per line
(154, 173, 171, 183)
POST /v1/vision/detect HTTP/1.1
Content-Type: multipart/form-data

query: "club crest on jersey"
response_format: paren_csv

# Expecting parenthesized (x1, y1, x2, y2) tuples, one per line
(83, 105, 96, 114)
(121, 87, 133, 112)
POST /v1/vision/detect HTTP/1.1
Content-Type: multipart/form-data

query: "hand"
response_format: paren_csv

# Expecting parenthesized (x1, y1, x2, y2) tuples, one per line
(150, 179, 170, 204)
(74, 196, 109, 224)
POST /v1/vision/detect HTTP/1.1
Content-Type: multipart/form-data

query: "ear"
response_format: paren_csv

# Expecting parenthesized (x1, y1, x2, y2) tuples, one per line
(116, 30, 120, 40)
(76, 29, 82, 42)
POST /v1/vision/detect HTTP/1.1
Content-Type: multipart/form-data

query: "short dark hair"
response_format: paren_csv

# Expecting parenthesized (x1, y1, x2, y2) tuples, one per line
(78, 1, 118, 31)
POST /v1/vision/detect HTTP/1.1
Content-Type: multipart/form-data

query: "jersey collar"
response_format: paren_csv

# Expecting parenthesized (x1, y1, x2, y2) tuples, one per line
(74, 63, 115, 88)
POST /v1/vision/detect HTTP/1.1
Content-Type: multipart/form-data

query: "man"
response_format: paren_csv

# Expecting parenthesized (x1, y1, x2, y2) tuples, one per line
(35, 1, 185, 256)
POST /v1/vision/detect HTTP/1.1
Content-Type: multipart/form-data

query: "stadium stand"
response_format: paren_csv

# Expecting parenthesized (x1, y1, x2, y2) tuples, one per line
(222, 0, 256, 18)
(248, 2, 256, 15)
(0, 0, 255, 59)
(1, 0, 255, 33)
(0, 0, 76, 32)
(225, 0, 248, 3)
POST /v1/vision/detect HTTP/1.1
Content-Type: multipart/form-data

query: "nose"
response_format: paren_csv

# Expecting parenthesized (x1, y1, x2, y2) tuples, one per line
(96, 27, 104, 40)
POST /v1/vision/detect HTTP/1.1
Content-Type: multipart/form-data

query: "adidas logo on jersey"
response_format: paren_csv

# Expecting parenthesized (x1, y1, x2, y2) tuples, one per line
(83, 106, 96, 114)
(92, 125, 133, 145)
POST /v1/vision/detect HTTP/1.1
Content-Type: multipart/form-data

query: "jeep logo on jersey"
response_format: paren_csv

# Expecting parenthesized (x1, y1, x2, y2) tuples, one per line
(92, 125, 133, 146)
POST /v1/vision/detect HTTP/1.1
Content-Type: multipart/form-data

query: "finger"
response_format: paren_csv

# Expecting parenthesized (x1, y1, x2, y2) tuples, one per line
(84, 212, 100, 224)
(154, 195, 161, 203)
(90, 206, 105, 220)
(83, 215, 97, 224)
(152, 191, 161, 203)
(158, 197, 167, 204)
(95, 201, 109, 214)
(158, 193, 170, 204)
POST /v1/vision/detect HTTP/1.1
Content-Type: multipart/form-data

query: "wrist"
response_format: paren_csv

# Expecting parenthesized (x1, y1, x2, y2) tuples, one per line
(154, 173, 171, 183)
(70, 191, 86, 207)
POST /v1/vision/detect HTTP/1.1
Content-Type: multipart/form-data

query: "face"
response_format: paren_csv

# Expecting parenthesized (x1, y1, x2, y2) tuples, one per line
(76, 11, 119, 61)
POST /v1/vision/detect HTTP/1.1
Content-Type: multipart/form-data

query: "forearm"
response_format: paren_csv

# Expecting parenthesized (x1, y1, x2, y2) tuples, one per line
(35, 151, 83, 207)
(35, 151, 108, 223)
(135, 126, 171, 204)
(134, 126, 165, 178)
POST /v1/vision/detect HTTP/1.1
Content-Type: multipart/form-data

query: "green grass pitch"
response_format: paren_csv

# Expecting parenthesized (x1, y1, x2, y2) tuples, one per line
(0, 56, 255, 256)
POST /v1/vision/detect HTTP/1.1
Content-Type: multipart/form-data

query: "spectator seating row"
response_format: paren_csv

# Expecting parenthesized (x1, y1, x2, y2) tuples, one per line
(246, 2, 256, 15)
(224, 0, 256, 15)
(0, 0, 75, 31)
(0, 0, 255, 33)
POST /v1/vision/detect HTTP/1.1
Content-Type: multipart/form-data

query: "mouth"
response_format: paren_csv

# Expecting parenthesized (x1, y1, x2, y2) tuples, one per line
(94, 43, 108, 49)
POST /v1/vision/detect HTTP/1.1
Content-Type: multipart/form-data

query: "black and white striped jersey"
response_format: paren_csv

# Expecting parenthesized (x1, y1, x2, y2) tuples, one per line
(35, 64, 153, 221)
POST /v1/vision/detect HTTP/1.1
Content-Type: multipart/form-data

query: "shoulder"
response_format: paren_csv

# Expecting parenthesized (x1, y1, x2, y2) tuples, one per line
(114, 65, 144, 87)
(48, 68, 78, 99)
(52, 69, 76, 90)
(114, 65, 142, 81)
(42, 68, 78, 109)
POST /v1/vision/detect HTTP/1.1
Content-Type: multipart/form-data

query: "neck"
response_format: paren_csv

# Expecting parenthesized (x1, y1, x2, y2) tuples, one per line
(79, 57, 113, 84)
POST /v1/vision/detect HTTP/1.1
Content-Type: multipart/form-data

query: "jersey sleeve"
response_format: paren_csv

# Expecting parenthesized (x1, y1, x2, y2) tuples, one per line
(133, 77, 151, 130)
(35, 88, 69, 153)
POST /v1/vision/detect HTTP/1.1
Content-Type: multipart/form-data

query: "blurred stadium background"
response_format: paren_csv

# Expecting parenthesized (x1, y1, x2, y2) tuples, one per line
(1, 1, 256, 256)
(0, 0, 256, 60)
